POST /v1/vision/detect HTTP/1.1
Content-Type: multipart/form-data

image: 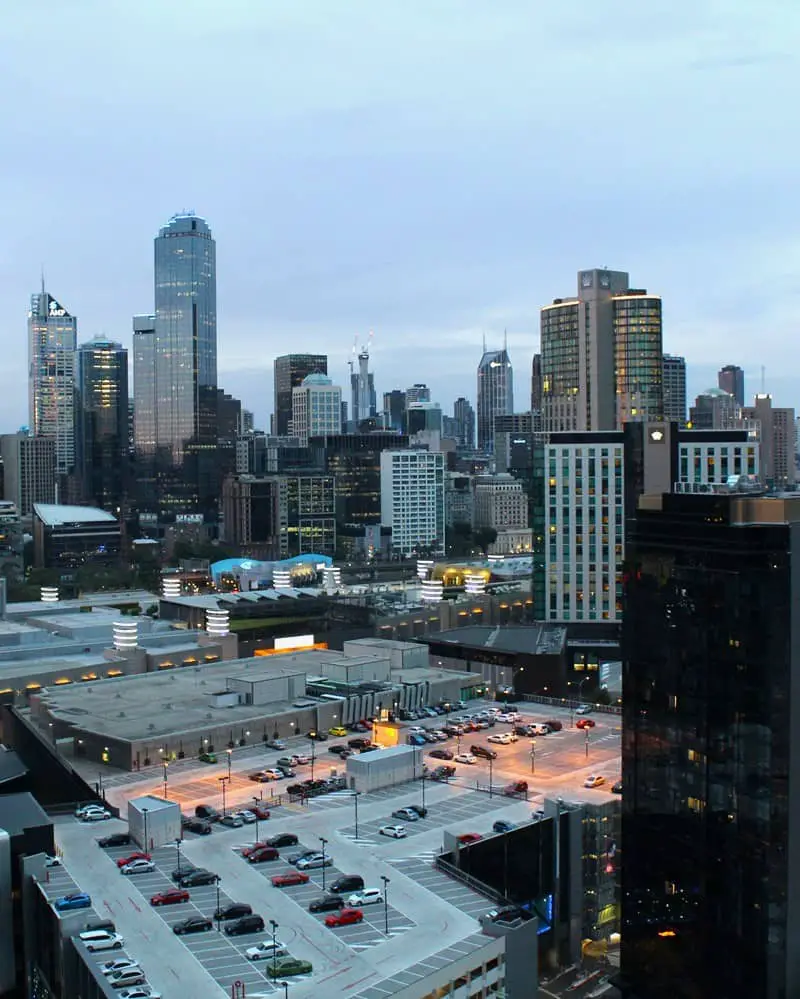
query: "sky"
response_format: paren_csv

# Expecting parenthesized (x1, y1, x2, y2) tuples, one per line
(1, 0, 798, 430)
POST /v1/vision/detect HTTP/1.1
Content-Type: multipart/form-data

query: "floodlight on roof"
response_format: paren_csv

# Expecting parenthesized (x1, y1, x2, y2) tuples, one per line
(206, 608, 230, 637)
(113, 620, 138, 650)
(162, 577, 181, 598)
(421, 579, 443, 603)
(40, 586, 59, 603)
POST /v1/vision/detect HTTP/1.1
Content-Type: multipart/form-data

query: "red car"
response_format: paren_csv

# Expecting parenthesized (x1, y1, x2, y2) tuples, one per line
(576, 718, 596, 729)
(150, 887, 190, 906)
(325, 907, 364, 927)
(116, 852, 151, 869)
(247, 846, 279, 864)
(504, 781, 528, 796)
(251, 805, 271, 820)
(457, 833, 482, 845)
(271, 871, 310, 887)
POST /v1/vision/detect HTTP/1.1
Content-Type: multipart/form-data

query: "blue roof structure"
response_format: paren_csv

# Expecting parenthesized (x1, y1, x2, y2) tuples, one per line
(210, 554, 332, 580)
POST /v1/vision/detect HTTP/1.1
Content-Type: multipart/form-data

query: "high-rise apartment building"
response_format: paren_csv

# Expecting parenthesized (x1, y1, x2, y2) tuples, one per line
(380, 450, 445, 555)
(541, 269, 663, 432)
(132, 315, 156, 455)
(28, 286, 77, 476)
(0, 433, 56, 516)
(718, 363, 745, 406)
(292, 374, 342, 445)
(405, 384, 430, 405)
(273, 354, 327, 436)
(688, 387, 741, 430)
(477, 347, 513, 452)
(742, 393, 796, 490)
(453, 397, 475, 449)
(351, 347, 376, 426)
(662, 354, 687, 426)
(406, 403, 442, 435)
(622, 490, 800, 999)
(75, 337, 129, 512)
(474, 474, 530, 553)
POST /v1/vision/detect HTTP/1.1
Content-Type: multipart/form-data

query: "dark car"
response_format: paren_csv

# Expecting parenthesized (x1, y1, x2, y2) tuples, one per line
(470, 745, 498, 760)
(493, 819, 516, 834)
(214, 903, 253, 921)
(195, 804, 219, 821)
(174, 916, 213, 935)
(309, 894, 345, 913)
(185, 819, 212, 835)
(286, 784, 305, 796)
(347, 737, 372, 750)
(409, 804, 428, 818)
(306, 730, 328, 741)
(277, 766, 296, 777)
(84, 919, 116, 933)
(267, 833, 298, 848)
(612, 780, 623, 794)
(543, 719, 563, 731)
(328, 745, 352, 757)
(225, 914, 265, 936)
(359, 745, 379, 754)
(330, 874, 364, 894)
(428, 748, 454, 761)
(97, 833, 130, 848)
(513, 725, 530, 736)
(431, 765, 456, 780)
(179, 869, 218, 887)
(172, 864, 197, 882)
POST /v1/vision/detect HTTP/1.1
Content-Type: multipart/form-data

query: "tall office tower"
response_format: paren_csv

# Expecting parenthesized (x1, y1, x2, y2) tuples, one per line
(531, 353, 543, 413)
(382, 390, 406, 431)
(622, 490, 800, 999)
(351, 346, 376, 426)
(0, 433, 56, 516)
(240, 409, 254, 434)
(477, 346, 513, 452)
(380, 450, 445, 555)
(453, 397, 475, 449)
(28, 285, 77, 476)
(151, 213, 219, 519)
(405, 384, 430, 405)
(662, 354, 687, 425)
(742, 394, 797, 490)
(273, 354, 327, 436)
(406, 402, 442, 435)
(541, 269, 663, 432)
(132, 314, 157, 515)
(217, 389, 242, 481)
(75, 337, 129, 512)
(718, 363, 745, 407)
(292, 374, 342, 445)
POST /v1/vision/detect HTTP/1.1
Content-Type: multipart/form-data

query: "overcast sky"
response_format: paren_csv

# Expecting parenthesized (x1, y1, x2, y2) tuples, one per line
(1, 0, 798, 430)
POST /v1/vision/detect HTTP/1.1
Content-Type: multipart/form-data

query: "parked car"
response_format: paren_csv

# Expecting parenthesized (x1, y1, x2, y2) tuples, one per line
(220, 814, 244, 828)
(297, 853, 332, 870)
(454, 753, 477, 765)
(266, 956, 313, 978)
(56, 892, 92, 911)
(79, 930, 124, 952)
(173, 916, 213, 935)
(251, 805, 271, 819)
(457, 833, 482, 845)
(584, 774, 606, 788)
(504, 780, 528, 796)
(45, 855, 61, 867)
(575, 704, 593, 715)
(428, 748, 454, 760)
(612, 780, 623, 794)
(409, 804, 428, 818)
(347, 888, 383, 907)
(529, 724, 550, 736)
(233, 810, 257, 824)
(107, 967, 145, 988)
(379, 824, 407, 838)
(271, 871, 310, 887)
(179, 869, 218, 887)
(172, 864, 197, 882)
(98, 833, 130, 848)
(329, 726, 348, 736)
(102, 959, 140, 976)
(198, 752, 217, 764)
(75, 804, 107, 820)
(195, 804, 219, 821)
(576, 718, 596, 729)
(249, 770, 279, 783)
(78, 807, 111, 822)
(118, 989, 161, 999)
(246, 941, 289, 961)
(247, 846, 279, 864)
(214, 902, 253, 921)
(116, 852, 151, 869)
(348, 737, 372, 750)
(309, 894, 345, 913)
(293, 753, 312, 764)
(493, 820, 516, 834)
(121, 859, 155, 876)
(470, 745, 497, 760)
(488, 733, 509, 745)
(85, 919, 116, 933)
(430, 764, 456, 780)
(306, 730, 328, 741)
(267, 833, 298, 848)
(543, 719, 563, 731)
(330, 875, 364, 894)
(185, 819, 212, 835)
(288, 849, 318, 865)
(325, 907, 364, 927)
(359, 745, 379, 754)
(225, 914, 265, 936)
(277, 766, 296, 777)
(264, 739, 286, 750)
(328, 745, 352, 757)
(150, 888, 189, 906)
(391, 807, 419, 822)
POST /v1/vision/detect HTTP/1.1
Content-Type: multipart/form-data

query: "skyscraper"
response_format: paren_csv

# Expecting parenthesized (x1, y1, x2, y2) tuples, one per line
(406, 384, 431, 405)
(380, 450, 445, 555)
(662, 354, 687, 425)
(531, 353, 543, 413)
(622, 490, 800, 999)
(382, 390, 406, 431)
(273, 354, 327, 436)
(718, 363, 745, 407)
(152, 213, 218, 518)
(540, 269, 663, 432)
(477, 347, 513, 452)
(351, 346, 376, 426)
(75, 337, 129, 512)
(28, 285, 77, 476)
(132, 314, 157, 515)
(292, 374, 342, 444)
(0, 433, 56, 516)
(453, 397, 475, 448)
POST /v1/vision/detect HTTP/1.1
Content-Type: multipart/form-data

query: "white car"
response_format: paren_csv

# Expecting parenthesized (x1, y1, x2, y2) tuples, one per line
(495, 712, 513, 723)
(379, 824, 407, 838)
(264, 768, 285, 780)
(245, 940, 288, 961)
(119, 989, 162, 999)
(296, 854, 333, 870)
(121, 859, 155, 875)
(584, 774, 606, 789)
(293, 754, 312, 764)
(108, 968, 146, 989)
(76, 805, 111, 822)
(575, 704, 593, 715)
(347, 888, 383, 907)
(488, 733, 510, 745)
(454, 753, 477, 765)
(45, 855, 61, 867)
(80, 930, 125, 952)
(102, 960, 140, 977)
(529, 724, 550, 736)
(408, 726, 426, 734)
(233, 810, 257, 824)
(75, 804, 104, 818)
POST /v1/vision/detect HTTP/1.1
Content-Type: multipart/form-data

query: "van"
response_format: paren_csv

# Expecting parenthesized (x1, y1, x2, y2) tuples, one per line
(330, 874, 364, 894)
(79, 930, 124, 952)
(470, 745, 498, 761)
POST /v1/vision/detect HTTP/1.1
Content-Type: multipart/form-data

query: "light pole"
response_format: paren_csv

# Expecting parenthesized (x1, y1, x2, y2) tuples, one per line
(310, 739, 316, 782)
(380, 875, 390, 935)
(319, 837, 328, 890)
(572, 676, 590, 727)
(226, 748, 232, 779)
(269, 918, 279, 979)
(488, 755, 493, 798)
(175, 837, 182, 879)
(219, 775, 230, 816)
(585, 728, 590, 759)
(98, 772, 104, 802)
(353, 791, 361, 839)
(530, 738, 536, 774)
(142, 807, 149, 851)
(253, 796, 261, 844)
(162, 759, 169, 799)
(278, 983, 289, 999)
(215, 876, 222, 932)
(421, 771, 426, 813)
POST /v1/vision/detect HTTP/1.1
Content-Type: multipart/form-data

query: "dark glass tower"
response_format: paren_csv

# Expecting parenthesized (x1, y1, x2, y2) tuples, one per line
(477, 347, 513, 452)
(621, 490, 800, 999)
(273, 355, 327, 436)
(75, 337, 129, 512)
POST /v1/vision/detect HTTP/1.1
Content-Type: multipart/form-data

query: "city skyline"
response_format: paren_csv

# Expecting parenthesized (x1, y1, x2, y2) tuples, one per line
(0, 3, 796, 432)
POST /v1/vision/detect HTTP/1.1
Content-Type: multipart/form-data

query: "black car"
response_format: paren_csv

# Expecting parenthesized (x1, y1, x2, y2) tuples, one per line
(179, 869, 218, 887)
(328, 744, 351, 757)
(172, 864, 197, 882)
(612, 780, 623, 794)
(347, 737, 371, 750)
(277, 766, 296, 777)
(185, 819, 212, 835)
(359, 745, 379, 754)
(409, 804, 428, 818)
(214, 902, 253, 921)
(97, 833, 130, 848)
(470, 745, 498, 760)
(174, 916, 213, 935)
(224, 914, 265, 936)
(309, 894, 345, 913)
(306, 730, 328, 741)
(267, 833, 298, 848)
(330, 874, 364, 894)
(195, 804, 220, 821)
(286, 783, 304, 796)
(428, 748, 454, 761)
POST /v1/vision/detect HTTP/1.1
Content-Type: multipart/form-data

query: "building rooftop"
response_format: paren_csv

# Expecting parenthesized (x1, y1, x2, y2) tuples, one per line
(0, 791, 50, 837)
(33, 503, 118, 527)
(0, 747, 28, 785)
(424, 624, 567, 656)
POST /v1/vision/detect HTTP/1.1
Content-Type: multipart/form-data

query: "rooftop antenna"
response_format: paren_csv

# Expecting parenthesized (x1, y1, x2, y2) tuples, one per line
(40, 266, 46, 296)
(482, 332, 486, 354)
(761, 365, 766, 393)
(503, 328, 507, 353)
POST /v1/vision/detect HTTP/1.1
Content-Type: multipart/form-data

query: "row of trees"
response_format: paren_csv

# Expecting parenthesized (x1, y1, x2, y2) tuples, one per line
(446, 522, 498, 559)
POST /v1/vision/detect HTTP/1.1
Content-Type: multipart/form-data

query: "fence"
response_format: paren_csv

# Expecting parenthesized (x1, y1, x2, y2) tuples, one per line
(515, 692, 622, 717)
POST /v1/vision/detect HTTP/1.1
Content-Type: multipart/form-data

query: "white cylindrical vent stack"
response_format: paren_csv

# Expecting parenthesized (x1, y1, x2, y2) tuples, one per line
(416, 559, 434, 580)
(40, 586, 59, 603)
(273, 568, 292, 589)
(113, 620, 139, 650)
(465, 574, 486, 595)
(206, 608, 230, 637)
(162, 577, 181, 598)
(421, 579, 444, 603)
(323, 566, 342, 593)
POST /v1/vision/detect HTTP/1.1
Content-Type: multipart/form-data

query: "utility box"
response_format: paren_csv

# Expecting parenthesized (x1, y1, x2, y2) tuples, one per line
(128, 794, 181, 851)
(346, 745, 422, 793)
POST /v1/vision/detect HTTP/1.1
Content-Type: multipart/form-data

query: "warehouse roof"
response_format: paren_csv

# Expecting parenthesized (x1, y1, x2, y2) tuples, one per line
(33, 504, 117, 527)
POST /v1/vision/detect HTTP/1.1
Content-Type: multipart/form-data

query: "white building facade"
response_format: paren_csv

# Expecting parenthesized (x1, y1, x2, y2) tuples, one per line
(380, 450, 445, 556)
(292, 373, 342, 445)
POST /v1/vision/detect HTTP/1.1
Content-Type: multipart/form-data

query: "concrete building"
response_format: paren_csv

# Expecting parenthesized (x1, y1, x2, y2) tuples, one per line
(0, 433, 56, 517)
(346, 743, 422, 792)
(406, 402, 442, 435)
(742, 393, 796, 490)
(381, 450, 446, 556)
(474, 474, 529, 532)
(0, 500, 23, 582)
(477, 347, 513, 452)
(32, 503, 121, 570)
(688, 387, 742, 429)
(718, 362, 745, 406)
(662, 353, 687, 426)
(494, 412, 534, 473)
(273, 353, 327, 437)
(541, 268, 663, 432)
(445, 473, 475, 529)
(292, 373, 342, 445)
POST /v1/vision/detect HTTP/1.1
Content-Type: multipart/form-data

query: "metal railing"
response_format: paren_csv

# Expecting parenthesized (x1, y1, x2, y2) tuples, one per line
(434, 854, 506, 904)
(514, 692, 622, 716)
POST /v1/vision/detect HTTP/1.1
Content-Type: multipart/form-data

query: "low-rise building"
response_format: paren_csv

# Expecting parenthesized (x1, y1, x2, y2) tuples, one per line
(32, 503, 121, 570)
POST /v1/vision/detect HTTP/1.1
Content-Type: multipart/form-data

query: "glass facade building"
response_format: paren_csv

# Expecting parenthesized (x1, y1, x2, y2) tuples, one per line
(75, 337, 129, 512)
(273, 354, 327, 436)
(477, 349, 513, 452)
(613, 294, 664, 426)
(622, 492, 800, 999)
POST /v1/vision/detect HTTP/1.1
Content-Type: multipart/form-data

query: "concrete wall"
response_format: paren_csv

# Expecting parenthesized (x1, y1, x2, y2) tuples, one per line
(129, 797, 181, 851)
(346, 745, 422, 792)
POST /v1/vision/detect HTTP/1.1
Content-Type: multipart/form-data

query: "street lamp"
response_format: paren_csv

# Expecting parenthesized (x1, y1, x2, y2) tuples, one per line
(585, 728, 590, 759)
(319, 837, 328, 890)
(380, 875, 390, 935)
(488, 755, 493, 798)
(353, 791, 361, 839)
(215, 875, 222, 932)
(162, 759, 169, 799)
(219, 775, 230, 816)
(310, 738, 316, 782)
(278, 983, 289, 999)
(142, 807, 149, 851)
(530, 737, 536, 774)
(421, 771, 427, 813)
(269, 919, 279, 979)
(571, 676, 591, 727)
(175, 838, 182, 879)
(226, 747, 232, 779)
(253, 797, 261, 844)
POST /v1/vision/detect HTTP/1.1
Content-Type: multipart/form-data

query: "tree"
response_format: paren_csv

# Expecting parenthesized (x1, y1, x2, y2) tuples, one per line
(472, 526, 498, 556)
(595, 687, 612, 706)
